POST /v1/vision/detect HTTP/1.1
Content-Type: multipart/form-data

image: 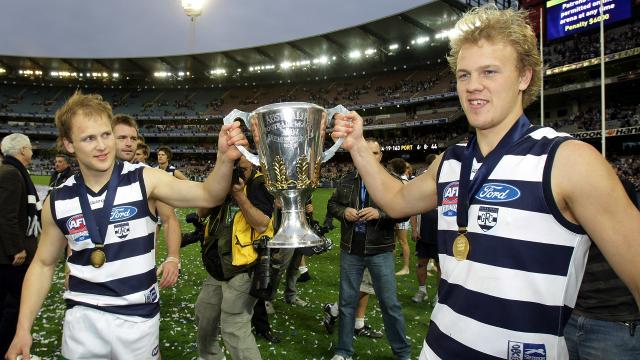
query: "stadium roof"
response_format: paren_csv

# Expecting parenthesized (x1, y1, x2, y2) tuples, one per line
(0, 0, 467, 81)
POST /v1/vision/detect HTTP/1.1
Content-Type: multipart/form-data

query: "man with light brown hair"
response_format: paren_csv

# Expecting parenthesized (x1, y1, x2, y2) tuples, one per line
(112, 113, 181, 289)
(6, 91, 247, 360)
(134, 143, 151, 164)
(332, 5, 640, 360)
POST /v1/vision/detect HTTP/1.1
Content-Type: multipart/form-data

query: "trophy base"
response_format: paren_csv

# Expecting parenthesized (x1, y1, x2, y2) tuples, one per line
(267, 230, 324, 248)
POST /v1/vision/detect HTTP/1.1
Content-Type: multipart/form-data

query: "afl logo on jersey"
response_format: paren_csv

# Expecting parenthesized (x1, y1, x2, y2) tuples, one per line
(66, 214, 91, 242)
(110, 206, 137, 222)
(475, 183, 521, 202)
(442, 182, 459, 217)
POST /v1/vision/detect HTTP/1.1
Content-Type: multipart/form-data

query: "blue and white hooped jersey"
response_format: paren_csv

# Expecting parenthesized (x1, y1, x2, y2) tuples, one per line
(423, 127, 591, 360)
(156, 164, 176, 177)
(52, 162, 159, 318)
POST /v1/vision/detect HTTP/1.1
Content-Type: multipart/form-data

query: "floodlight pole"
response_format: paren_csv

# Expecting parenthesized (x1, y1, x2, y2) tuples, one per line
(599, 0, 606, 158)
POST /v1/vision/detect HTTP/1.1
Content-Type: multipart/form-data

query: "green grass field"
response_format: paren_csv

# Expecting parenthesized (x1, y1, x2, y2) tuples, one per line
(28, 176, 437, 360)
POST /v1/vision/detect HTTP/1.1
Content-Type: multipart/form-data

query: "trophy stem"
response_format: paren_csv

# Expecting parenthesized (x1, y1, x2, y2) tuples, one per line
(268, 190, 323, 248)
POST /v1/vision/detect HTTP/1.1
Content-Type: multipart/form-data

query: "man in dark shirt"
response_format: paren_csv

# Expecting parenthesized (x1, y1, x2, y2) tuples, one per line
(48, 153, 72, 189)
(564, 173, 640, 359)
(326, 139, 410, 360)
(0, 133, 39, 356)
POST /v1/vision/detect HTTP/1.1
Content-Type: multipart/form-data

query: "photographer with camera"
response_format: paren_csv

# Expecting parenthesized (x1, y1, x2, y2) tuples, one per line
(194, 156, 274, 360)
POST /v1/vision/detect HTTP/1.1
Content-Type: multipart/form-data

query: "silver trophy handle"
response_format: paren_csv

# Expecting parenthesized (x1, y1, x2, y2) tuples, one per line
(223, 109, 260, 165)
(322, 104, 349, 163)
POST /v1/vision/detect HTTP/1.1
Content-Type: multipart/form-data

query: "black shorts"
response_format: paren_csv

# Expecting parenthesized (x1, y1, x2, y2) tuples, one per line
(415, 241, 438, 260)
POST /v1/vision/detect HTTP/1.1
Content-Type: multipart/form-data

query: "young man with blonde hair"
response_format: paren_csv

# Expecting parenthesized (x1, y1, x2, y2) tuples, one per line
(5, 92, 247, 360)
(333, 5, 640, 360)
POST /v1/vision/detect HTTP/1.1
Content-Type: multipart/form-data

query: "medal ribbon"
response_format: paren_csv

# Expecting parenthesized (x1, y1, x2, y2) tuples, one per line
(456, 115, 533, 231)
(76, 162, 123, 247)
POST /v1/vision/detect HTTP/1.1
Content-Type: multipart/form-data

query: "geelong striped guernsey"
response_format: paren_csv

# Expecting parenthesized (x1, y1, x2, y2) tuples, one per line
(422, 127, 591, 360)
(51, 162, 160, 318)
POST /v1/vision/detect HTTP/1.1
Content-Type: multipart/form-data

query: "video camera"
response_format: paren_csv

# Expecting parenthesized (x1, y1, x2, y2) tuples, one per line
(298, 219, 334, 256)
(180, 212, 206, 248)
(232, 161, 247, 185)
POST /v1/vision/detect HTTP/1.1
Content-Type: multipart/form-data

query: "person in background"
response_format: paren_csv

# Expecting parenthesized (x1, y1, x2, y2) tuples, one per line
(409, 154, 440, 304)
(112, 114, 180, 289)
(134, 143, 151, 164)
(48, 153, 73, 189)
(156, 146, 187, 180)
(0, 133, 39, 356)
(388, 158, 411, 276)
(326, 139, 411, 360)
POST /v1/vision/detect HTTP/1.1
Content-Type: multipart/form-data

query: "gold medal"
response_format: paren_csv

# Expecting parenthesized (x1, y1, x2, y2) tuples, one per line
(90, 245, 106, 268)
(453, 233, 470, 261)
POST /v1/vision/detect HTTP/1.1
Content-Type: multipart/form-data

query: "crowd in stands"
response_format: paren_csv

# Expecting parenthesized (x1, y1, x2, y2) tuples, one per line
(544, 21, 640, 68)
(547, 104, 640, 132)
(25, 144, 640, 191)
(612, 154, 640, 190)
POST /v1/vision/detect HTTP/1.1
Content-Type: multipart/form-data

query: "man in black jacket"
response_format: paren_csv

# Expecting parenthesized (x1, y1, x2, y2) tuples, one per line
(326, 139, 411, 360)
(48, 153, 73, 189)
(0, 133, 39, 356)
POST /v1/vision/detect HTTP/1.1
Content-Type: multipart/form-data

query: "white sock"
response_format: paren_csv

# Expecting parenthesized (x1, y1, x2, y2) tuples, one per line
(330, 302, 339, 317)
(298, 266, 308, 274)
(355, 318, 365, 329)
(419, 285, 427, 293)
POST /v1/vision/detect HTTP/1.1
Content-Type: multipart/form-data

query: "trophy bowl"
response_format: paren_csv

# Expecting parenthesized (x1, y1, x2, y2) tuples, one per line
(223, 102, 347, 248)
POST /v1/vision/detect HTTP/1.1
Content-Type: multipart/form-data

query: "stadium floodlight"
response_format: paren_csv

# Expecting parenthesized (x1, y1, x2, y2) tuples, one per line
(0, 68, 5, 74)
(154, 71, 171, 78)
(181, 0, 206, 20)
(364, 48, 376, 56)
(313, 56, 329, 65)
(178, 71, 185, 76)
(412, 36, 430, 45)
(210, 68, 226, 76)
(388, 44, 399, 50)
(435, 29, 454, 40)
(281, 61, 293, 70)
(112, 73, 120, 78)
(348, 50, 362, 59)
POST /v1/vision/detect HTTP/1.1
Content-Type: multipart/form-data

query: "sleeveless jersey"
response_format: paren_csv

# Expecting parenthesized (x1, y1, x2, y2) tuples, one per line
(423, 127, 591, 360)
(157, 164, 177, 177)
(52, 162, 159, 318)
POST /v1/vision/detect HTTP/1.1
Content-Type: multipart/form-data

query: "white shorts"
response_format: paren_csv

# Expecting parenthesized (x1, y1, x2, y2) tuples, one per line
(62, 306, 160, 360)
(395, 220, 410, 230)
(359, 268, 375, 295)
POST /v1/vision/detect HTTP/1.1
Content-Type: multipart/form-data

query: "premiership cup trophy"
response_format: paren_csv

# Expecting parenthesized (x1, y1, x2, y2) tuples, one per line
(223, 102, 348, 248)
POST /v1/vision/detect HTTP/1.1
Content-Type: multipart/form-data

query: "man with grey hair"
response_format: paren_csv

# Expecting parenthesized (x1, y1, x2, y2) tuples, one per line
(0, 133, 40, 356)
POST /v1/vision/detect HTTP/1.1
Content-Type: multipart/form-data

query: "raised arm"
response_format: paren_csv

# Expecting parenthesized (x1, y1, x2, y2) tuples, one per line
(553, 140, 640, 309)
(6, 197, 68, 360)
(332, 112, 440, 218)
(145, 122, 247, 209)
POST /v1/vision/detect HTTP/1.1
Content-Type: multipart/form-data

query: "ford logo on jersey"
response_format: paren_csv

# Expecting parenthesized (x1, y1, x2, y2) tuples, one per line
(110, 206, 138, 222)
(475, 183, 521, 202)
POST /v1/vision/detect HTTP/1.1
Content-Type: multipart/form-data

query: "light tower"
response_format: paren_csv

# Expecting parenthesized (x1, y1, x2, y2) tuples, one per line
(181, 0, 206, 21)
